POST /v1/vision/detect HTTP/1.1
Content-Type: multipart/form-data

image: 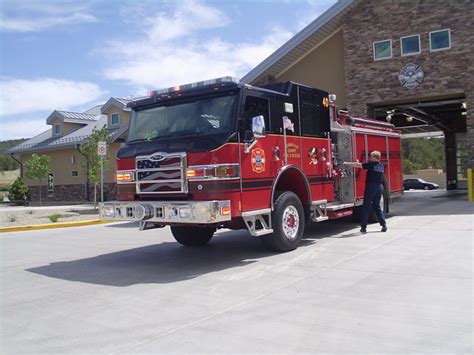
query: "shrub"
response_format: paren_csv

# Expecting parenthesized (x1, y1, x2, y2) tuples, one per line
(49, 213, 61, 223)
(8, 177, 30, 202)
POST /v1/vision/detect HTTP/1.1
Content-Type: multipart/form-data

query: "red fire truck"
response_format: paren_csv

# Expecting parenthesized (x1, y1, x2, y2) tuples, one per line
(100, 77, 403, 252)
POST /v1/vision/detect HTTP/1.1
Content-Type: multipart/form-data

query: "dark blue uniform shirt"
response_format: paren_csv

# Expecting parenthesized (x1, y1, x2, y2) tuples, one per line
(362, 161, 384, 186)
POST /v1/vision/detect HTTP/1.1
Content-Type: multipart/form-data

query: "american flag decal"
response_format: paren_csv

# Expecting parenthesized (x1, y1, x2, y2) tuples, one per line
(136, 153, 185, 194)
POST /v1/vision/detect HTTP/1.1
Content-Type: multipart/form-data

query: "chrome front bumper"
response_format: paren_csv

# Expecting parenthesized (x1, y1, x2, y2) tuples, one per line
(99, 200, 231, 224)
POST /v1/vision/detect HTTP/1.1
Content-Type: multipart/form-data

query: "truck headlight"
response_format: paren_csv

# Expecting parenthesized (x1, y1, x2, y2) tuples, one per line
(103, 205, 115, 217)
(186, 164, 239, 180)
(179, 206, 192, 219)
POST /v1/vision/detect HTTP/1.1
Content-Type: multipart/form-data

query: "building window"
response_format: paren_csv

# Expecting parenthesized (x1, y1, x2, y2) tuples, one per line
(71, 155, 76, 164)
(111, 113, 120, 126)
(373, 39, 392, 60)
(71, 171, 78, 177)
(430, 29, 451, 51)
(54, 124, 61, 135)
(401, 35, 421, 56)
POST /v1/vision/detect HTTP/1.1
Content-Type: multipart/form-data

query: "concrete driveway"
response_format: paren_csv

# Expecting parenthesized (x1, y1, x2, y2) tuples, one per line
(1, 190, 472, 353)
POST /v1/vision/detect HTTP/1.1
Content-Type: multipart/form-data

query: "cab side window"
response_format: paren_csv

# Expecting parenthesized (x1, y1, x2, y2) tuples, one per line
(300, 91, 322, 137)
(243, 96, 270, 133)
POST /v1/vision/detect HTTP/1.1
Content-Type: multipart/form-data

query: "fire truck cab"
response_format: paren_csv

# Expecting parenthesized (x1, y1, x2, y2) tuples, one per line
(100, 77, 403, 252)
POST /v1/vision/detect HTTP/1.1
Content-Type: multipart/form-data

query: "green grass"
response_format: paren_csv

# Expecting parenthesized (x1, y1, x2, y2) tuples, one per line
(49, 213, 61, 223)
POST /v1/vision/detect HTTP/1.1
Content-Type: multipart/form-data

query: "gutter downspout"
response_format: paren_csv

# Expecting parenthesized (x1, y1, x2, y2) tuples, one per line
(76, 144, 90, 201)
(10, 154, 23, 177)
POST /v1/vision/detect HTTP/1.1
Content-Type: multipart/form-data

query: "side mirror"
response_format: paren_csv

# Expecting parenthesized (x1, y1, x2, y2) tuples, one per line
(252, 115, 266, 139)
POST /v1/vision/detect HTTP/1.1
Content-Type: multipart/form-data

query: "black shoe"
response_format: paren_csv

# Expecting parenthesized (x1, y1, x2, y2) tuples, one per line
(360, 228, 367, 234)
(381, 225, 387, 232)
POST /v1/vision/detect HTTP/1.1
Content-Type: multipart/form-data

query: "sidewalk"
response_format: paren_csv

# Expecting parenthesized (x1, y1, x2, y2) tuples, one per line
(0, 204, 100, 228)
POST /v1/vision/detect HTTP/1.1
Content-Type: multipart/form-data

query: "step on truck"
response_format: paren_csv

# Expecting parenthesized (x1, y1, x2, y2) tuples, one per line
(100, 77, 403, 252)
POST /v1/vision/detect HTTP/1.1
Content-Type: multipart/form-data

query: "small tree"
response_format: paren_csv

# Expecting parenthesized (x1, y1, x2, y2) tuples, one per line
(24, 154, 51, 205)
(79, 126, 111, 208)
(8, 177, 30, 203)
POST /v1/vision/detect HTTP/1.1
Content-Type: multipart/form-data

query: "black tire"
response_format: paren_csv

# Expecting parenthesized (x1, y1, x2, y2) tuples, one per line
(171, 226, 215, 246)
(262, 191, 305, 252)
(424, 185, 430, 190)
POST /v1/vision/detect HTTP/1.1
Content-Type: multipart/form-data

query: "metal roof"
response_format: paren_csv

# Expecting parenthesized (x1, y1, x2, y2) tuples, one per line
(100, 97, 133, 114)
(8, 115, 126, 154)
(83, 105, 103, 115)
(241, 0, 354, 85)
(46, 110, 98, 125)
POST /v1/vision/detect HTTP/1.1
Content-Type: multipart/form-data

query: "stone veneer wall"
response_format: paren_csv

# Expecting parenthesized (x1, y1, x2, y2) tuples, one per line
(343, 0, 474, 167)
(28, 183, 117, 203)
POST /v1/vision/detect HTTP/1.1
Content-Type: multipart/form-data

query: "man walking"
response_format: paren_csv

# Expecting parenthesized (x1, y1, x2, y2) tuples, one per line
(344, 151, 387, 233)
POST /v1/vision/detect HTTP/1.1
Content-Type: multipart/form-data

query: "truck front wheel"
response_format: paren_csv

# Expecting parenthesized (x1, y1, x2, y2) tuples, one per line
(170, 226, 215, 246)
(262, 191, 305, 252)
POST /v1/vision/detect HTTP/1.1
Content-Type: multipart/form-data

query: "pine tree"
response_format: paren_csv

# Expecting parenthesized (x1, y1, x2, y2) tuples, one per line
(8, 177, 30, 202)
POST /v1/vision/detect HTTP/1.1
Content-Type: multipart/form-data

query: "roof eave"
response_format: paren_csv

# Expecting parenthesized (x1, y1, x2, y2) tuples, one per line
(62, 118, 96, 125)
(101, 98, 131, 114)
(9, 141, 84, 154)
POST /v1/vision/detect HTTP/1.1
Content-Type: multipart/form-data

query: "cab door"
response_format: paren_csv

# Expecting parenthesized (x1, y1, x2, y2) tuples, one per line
(239, 94, 275, 212)
(298, 88, 334, 201)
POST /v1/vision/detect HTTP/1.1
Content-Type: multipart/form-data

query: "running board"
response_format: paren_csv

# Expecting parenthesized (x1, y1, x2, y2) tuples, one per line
(310, 199, 329, 222)
(326, 202, 355, 211)
(242, 209, 273, 237)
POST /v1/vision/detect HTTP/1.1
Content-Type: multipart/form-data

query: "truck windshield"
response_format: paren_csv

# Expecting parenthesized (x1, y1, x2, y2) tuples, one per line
(128, 93, 237, 142)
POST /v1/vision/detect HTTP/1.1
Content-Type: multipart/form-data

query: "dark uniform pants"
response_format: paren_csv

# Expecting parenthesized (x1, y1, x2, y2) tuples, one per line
(361, 183, 386, 229)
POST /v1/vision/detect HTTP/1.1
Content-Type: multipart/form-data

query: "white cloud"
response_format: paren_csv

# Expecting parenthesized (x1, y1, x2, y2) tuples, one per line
(0, 0, 97, 32)
(101, 0, 293, 91)
(146, 0, 229, 43)
(0, 78, 105, 116)
(0, 118, 48, 141)
(0, 13, 97, 32)
(297, 0, 337, 29)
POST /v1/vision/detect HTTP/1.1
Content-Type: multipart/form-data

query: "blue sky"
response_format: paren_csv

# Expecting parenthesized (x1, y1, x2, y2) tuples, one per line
(0, 0, 336, 140)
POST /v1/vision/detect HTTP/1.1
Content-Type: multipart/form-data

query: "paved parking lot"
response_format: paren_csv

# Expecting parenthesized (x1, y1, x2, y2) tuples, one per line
(1, 190, 473, 354)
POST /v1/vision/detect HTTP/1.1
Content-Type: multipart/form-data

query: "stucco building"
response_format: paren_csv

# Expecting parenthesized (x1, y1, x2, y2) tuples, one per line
(9, 98, 132, 202)
(243, 0, 473, 189)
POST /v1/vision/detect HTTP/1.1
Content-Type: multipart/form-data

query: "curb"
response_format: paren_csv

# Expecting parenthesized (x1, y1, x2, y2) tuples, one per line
(0, 219, 114, 233)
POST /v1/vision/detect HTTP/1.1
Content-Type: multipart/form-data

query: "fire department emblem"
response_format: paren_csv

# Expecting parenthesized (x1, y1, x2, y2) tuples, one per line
(251, 148, 266, 173)
(398, 63, 424, 90)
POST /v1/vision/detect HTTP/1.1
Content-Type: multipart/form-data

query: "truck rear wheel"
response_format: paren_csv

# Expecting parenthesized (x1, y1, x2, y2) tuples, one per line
(262, 191, 305, 252)
(371, 177, 390, 221)
(171, 226, 215, 246)
(353, 179, 389, 223)
(369, 191, 388, 223)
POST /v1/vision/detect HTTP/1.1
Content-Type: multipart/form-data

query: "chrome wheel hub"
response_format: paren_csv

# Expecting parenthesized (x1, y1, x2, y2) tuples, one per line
(282, 205, 299, 240)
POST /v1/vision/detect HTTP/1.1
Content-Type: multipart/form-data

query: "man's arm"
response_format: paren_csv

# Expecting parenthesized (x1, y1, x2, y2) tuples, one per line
(342, 160, 362, 168)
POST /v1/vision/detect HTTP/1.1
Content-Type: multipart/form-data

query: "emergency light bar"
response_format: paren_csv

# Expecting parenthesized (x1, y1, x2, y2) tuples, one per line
(147, 76, 240, 97)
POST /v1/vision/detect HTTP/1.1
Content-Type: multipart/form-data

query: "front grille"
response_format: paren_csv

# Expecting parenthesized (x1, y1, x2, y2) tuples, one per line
(136, 157, 181, 169)
(136, 152, 187, 194)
